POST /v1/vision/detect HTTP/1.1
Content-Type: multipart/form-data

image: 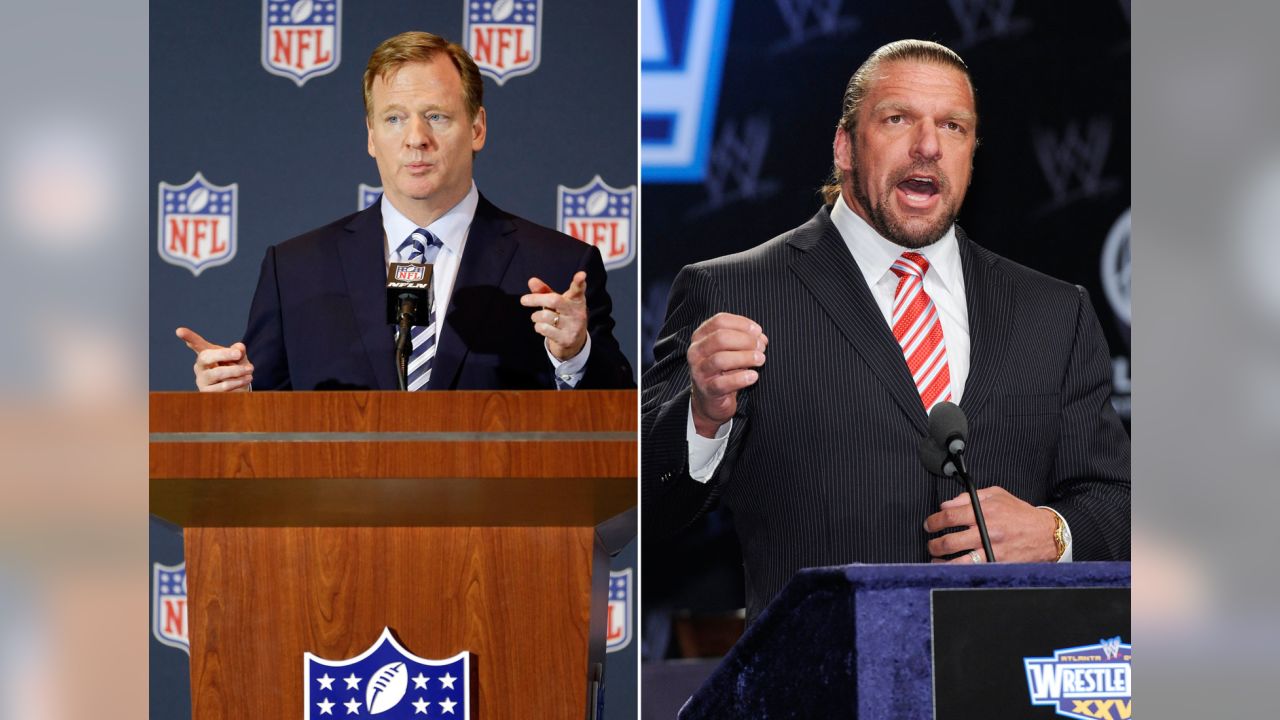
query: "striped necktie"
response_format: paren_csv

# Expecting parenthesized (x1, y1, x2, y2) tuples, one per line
(394, 228, 443, 391)
(890, 251, 952, 410)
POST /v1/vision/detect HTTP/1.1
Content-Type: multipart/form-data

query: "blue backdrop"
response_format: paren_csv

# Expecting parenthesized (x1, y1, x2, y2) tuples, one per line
(148, 1, 638, 717)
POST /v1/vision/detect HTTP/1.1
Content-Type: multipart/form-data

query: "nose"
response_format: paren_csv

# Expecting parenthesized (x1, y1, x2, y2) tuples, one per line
(405, 115, 433, 150)
(911, 122, 941, 162)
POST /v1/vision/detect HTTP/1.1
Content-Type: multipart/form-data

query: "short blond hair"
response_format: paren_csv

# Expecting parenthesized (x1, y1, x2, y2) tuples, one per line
(362, 31, 484, 120)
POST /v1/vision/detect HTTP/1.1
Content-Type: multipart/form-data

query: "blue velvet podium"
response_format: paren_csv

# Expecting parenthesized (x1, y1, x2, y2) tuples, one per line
(677, 562, 1131, 718)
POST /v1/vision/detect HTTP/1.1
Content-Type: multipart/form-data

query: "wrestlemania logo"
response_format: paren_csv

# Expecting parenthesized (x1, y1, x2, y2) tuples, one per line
(152, 561, 189, 654)
(157, 172, 238, 277)
(463, 0, 541, 85)
(262, 0, 342, 86)
(558, 176, 636, 270)
(305, 627, 469, 718)
(1024, 636, 1132, 720)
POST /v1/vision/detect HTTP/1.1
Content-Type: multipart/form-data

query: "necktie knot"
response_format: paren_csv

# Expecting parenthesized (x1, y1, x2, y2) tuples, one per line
(396, 229, 443, 263)
(891, 251, 930, 280)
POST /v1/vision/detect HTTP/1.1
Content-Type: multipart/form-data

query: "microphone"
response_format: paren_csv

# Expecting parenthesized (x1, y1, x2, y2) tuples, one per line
(385, 262, 434, 391)
(918, 401, 996, 563)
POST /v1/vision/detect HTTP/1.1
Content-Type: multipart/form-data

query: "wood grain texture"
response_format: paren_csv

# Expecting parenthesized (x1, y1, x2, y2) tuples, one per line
(186, 526, 595, 719)
(151, 390, 637, 433)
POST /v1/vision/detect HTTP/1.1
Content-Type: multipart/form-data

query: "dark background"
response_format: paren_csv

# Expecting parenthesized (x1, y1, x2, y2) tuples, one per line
(639, 0, 1131, 710)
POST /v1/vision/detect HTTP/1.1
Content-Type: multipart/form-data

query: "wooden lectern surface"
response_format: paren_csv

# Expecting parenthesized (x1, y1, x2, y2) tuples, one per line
(150, 391, 636, 527)
(187, 526, 594, 719)
(151, 391, 636, 719)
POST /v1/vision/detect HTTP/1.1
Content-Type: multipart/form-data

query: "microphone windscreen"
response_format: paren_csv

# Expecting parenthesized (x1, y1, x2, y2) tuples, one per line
(927, 401, 968, 449)
(386, 262, 433, 324)
(918, 434, 949, 475)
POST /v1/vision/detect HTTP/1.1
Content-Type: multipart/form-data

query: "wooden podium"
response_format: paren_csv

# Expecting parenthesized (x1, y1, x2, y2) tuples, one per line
(150, 390, 636, 719)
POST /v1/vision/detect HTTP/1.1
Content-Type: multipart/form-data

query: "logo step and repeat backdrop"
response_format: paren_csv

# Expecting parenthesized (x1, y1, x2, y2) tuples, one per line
(149, 1, 636, 717)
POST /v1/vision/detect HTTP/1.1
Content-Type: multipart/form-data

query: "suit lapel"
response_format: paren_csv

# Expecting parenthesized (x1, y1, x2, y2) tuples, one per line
(428, 195, 520, 389)
(787, 209, 929, 433)
(955, 227, 1012, 419)
(337, 204, 399, 390)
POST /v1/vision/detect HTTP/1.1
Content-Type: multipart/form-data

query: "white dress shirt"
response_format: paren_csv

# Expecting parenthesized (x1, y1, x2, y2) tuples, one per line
(683, 195, 1071, 560)
(381, 182, 589, 387)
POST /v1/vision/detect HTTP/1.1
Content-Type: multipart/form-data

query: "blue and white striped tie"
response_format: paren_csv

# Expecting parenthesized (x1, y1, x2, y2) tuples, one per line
(395, 228, 443, 391)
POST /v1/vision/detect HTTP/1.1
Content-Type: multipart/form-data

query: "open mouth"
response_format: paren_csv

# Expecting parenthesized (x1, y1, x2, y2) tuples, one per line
(895, 175, 940, 208)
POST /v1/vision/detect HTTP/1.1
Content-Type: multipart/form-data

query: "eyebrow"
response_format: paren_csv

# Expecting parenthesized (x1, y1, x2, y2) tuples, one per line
(870, 101, 977, 123)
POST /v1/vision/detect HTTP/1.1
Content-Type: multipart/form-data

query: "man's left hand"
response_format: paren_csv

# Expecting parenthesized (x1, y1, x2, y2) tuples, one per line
(521, 271, 588, 361)
(924, 486, 1059, 563)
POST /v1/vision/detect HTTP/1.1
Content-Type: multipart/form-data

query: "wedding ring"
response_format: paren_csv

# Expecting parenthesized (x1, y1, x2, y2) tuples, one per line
(969, 550, 982, 564)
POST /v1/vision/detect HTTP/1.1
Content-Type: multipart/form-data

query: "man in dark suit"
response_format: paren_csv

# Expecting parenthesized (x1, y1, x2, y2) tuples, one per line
(642, 40, 1130, 622)
(176, 31, 632, 391)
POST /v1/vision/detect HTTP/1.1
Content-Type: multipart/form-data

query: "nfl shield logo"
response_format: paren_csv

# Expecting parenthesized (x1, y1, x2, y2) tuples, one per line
(558, 176, 636, 270)
(305, 627, 469, 719)
(463, 0, 542, 85)
(358, 183, 382, 211)
(395, 265, 426, 282)
(262, 0, 341, 87)
(152, 562, 189, 654)
(158, 172, 238, 277)
(606, 567, 633, 652)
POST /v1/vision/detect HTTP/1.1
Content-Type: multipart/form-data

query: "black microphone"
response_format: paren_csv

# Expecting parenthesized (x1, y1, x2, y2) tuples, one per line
(918, 401, 996, 563)
(385, 262, 434, 391)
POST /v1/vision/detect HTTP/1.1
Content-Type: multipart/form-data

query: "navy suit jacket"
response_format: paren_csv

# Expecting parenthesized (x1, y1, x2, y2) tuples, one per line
(642, 206, 1131, 622)
(243, 195, 634, 390)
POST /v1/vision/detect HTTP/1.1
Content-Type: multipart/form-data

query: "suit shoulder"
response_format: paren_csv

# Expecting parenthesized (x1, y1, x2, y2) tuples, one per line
(270, 208, 368, 258)
(683, 225, 796, 279)
(967, 237, 1083, 300)
(501, 209, 596, 258)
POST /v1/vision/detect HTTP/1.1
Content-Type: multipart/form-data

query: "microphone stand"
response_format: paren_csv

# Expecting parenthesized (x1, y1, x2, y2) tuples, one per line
(394, 295, 416, 391)
(945, 450, 996, 563)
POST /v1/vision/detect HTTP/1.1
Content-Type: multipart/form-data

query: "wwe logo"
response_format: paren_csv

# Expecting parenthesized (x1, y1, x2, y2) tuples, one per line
(1099, 636, 1122, 660)
(947, 0, 1031, 48)
(1032, 117, 1120, 211)
(771, 0, 860, 52)
(690, 115, 781, 217)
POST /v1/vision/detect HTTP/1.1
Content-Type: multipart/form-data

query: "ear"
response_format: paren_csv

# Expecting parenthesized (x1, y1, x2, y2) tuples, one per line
(367, 117, 375, 159)
(471, 106, 487, 152)
(833, 127, 854, 175)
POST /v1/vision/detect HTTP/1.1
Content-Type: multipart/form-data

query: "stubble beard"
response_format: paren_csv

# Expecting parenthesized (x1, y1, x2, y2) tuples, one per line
(849, 160, 961, 250)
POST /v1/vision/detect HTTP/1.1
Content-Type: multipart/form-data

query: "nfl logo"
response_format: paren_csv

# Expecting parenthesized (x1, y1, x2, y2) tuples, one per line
(358, 183, 382, 211)
(463, 0, 542, 85)
(261, 0, 341, 87)
(395, 264, 426, 282)
(152, 562, 189, 654)
(305, 627, 469, 719)
(157, 172, 238, 277)
(606, 567, 633, 653)
(558, 175, 636, 271)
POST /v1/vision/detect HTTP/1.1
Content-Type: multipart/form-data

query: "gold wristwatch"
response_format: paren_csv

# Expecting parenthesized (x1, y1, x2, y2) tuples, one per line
(1049, 510, 1069, 561)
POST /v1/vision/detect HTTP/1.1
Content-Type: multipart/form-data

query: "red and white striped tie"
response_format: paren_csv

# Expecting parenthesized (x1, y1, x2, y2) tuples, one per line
(890, 252, 952, 410)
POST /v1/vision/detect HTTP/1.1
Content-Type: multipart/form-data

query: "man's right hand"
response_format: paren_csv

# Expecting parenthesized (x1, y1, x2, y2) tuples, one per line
(687, 312, 767, 438)
(176, 327, 253, 392)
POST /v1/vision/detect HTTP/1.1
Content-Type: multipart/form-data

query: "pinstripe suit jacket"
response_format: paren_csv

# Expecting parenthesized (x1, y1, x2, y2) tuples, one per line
(641, 206, 1131, 622)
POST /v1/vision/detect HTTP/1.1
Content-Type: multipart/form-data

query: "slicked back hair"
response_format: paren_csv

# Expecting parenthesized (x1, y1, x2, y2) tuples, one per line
(821, 39, 975, 205)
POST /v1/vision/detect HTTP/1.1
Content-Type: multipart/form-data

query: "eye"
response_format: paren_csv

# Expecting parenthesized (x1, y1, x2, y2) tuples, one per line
(385, 115, 402, 126)
(943, 121, 965, 133)
(886, 115, 905, 125)
(428, 113, 446, 123)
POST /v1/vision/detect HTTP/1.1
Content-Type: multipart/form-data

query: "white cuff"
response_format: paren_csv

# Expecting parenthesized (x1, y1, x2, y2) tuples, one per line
(686, 402, 731, 483)
(547, 333, 591, 389)
(1038, 506, 1073, 563)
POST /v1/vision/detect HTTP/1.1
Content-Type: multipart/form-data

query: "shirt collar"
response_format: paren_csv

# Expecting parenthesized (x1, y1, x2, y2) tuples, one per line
(829, 192, 962, 295)
(380, 181, 479, 257)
